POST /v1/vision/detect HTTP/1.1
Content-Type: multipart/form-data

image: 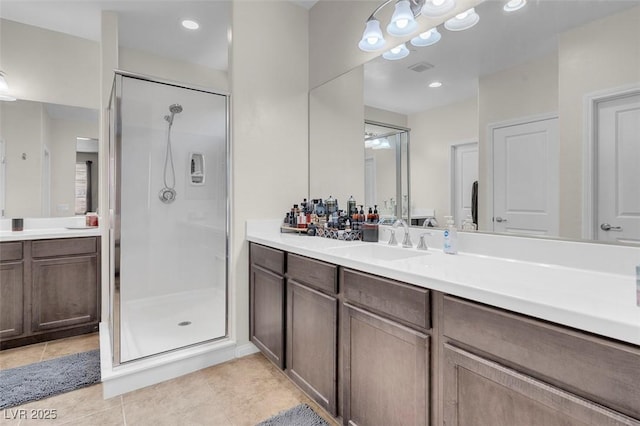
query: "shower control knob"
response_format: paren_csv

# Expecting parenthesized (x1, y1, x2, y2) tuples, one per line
(159, 188, 177, 204)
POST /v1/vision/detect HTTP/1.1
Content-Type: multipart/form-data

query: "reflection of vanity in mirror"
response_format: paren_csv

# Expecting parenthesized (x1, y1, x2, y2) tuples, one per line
(0, 100, 99, 218)
(310, 0, 640, 245)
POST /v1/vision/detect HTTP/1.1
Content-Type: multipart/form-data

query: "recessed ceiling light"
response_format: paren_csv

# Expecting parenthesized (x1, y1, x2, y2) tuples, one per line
(182, 20, 200, 30)
(429, 81, 443, 88)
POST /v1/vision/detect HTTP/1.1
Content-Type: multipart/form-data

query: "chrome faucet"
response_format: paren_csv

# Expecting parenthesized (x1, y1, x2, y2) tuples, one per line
(417, 233, 430, 251)
(393, 219, 413, 248)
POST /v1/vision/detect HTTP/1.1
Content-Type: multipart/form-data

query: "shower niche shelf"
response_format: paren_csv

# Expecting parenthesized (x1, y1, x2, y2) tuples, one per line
(189, 152, 205, 185)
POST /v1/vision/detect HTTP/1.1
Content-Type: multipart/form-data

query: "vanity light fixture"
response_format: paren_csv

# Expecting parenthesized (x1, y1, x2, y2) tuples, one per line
(181, 19, 200, 30)
(358, 0, 425, 52)
(411, 27, 442, 47)
(0, 71, 16, 101)
(421, 0, 456, 18)
(383, 43, 410, 61)
(444, 7, 480, 31)
(503, 0, 527, 12)
(428, 81, 443, 88)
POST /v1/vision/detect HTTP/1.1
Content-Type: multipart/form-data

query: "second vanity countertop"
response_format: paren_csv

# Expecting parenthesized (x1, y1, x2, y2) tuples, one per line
(0, 227, 101, 242)
(247, 221, 640, 347)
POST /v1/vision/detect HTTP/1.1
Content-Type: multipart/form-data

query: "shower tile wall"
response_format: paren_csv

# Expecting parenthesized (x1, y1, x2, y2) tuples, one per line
(118, 76, 227, 362)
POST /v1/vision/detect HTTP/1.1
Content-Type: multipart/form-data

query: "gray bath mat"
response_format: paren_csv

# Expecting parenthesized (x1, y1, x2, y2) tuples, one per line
(0, 349, 101, 409)
(256, 403, 329, 426)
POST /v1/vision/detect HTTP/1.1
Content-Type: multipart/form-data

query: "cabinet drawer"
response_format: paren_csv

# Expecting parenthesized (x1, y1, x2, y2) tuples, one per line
(32, 237, 97, 258)
(0, 242, 23, 262)
(342, 268, 430, 331)
(443, 296, 640, 420)
(250, 243, 285, 275)
(288, 253, 337, 295)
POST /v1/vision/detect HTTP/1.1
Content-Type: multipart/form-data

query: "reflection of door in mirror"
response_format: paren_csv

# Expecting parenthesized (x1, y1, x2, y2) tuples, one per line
(491, 116, 559, 237)
(593, 91, 640, 244)
(0, 140, 5, 217)
(42, 146, 51, 216)
(451, 142, 478, 228)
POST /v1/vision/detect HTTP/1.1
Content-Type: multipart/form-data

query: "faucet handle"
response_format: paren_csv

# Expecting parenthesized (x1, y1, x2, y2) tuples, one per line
(402, 231, 413, 248)
(417, 233, 430, 250)
(388, 229, 398, 245)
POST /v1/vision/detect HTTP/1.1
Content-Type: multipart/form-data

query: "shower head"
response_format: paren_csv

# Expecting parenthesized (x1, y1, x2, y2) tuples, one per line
(165, 104, 183, 125)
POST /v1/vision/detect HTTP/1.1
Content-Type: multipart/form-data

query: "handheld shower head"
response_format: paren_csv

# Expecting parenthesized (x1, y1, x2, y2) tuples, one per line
(164, 104, 183, 125)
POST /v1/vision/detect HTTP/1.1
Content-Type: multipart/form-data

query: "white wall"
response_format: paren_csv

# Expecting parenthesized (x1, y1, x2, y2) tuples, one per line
(0, 19, 99, 108)
(309, 66, 364, 205)
(409, 96, 478, 226)
(230, 0, 309, 346)
(365, 106, 408, 128)
(0, 100, 44, 217)
(558, 6, 640, 239)
(119, 47, 229, 93)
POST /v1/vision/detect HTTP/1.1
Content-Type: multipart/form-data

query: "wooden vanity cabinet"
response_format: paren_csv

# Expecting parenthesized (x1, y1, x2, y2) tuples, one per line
(249, 243, 286, 368)
(442, 296, 640, 425)
(342, 268, 431, 426)
(0, 242, 26, 340)
(31, 238, 99, 333)
(286, 253, 338, 416)
(0, 237, 100, 350)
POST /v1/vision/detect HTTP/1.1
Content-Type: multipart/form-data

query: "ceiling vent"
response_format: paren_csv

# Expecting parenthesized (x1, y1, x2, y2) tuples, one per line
(408, 62, 434, 73)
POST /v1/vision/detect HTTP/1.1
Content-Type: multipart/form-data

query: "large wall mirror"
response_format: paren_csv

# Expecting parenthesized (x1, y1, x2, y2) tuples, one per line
(0, 100, 99, 218)
(310, 0, 640, 245)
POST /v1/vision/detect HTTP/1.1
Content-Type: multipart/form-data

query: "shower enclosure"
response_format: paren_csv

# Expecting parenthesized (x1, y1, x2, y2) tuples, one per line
(108, 72, 228, 364)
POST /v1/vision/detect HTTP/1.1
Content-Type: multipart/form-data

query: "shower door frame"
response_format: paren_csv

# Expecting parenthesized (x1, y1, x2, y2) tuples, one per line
(109, 70, 231, 366)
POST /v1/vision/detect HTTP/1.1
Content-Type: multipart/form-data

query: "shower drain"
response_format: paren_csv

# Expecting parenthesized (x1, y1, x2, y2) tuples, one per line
(178, 321, 192, 326)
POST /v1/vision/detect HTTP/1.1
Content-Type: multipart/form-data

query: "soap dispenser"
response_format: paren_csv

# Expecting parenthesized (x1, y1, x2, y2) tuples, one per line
(443, 216, 458, 254)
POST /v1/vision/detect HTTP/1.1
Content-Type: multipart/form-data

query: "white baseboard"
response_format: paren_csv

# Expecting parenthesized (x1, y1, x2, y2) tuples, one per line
(235, 342, 260, 358)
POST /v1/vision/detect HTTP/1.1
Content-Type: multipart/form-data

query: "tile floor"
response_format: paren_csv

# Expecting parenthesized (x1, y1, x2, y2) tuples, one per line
(0, 335, 339, 426)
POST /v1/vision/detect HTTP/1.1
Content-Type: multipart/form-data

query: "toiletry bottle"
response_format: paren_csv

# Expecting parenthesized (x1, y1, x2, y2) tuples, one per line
(326, 195, 337, 215)
(373, 205, 379, 222)
(347, 195, 356, 216)
(359, 205, 365, 224)
(443, 216, 458, 254)
(367, 207, 374, 222)
(462, 215, 477, 231)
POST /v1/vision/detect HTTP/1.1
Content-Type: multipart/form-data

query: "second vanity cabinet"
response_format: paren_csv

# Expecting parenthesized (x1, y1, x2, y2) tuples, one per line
(0, 237, 101, 350)
(342, 269, 430, 426)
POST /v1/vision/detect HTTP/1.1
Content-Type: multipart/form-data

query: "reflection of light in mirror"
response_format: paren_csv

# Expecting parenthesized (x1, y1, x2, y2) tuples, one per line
(422, 0, 456, 17)
(504, 0, 527, 13)
(359, 19, 386, 52)
(181, 19, 200, 30)
(387, 0, 418, 36)
(383, 43, 410, 60)
(411, 28, 442, 47)
(445, 7, 480, 31)
(429, 81, 443, 88)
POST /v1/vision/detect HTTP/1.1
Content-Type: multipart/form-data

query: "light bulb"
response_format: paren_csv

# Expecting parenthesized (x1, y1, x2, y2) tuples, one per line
(504, 0, 526, 12)
(456, 11, 469, 19)
(432, 0, 445, 6)
(367, 36, 379, 45)
(396, 18, 409, 29)
(391, 46, 402, 54)
(420, 29, 433, 39)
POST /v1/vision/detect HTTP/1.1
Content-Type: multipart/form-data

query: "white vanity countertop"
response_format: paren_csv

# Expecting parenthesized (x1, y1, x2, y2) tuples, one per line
(0, 217, 102, 241)
(246, 221, 640, 347)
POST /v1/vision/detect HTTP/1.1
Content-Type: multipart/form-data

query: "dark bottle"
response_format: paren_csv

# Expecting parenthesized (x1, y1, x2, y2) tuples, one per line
(373, 205, 379, 222)
(347, 195, 356, 216)
(367, 207, 374, 222)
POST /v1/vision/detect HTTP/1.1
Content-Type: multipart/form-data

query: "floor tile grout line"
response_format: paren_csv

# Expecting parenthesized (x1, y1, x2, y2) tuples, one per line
(120, 395, 127, 426)
(38, 343, 47, 362)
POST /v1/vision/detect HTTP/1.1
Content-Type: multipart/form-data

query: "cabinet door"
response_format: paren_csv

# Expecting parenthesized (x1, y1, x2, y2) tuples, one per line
(0, 261, 24, 339)
(287, 280, 338, 415)
(31, 255, 99, 332)
(343, 303, 429, 426)
(250, 264, 285, 368)
(443, 344, 639, 426)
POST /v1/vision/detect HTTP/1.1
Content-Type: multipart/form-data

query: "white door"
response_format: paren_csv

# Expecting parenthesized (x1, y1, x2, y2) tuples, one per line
(492, 117, 559, 235)
(452, 142, 478, 226)
(596, 93, 640, 244)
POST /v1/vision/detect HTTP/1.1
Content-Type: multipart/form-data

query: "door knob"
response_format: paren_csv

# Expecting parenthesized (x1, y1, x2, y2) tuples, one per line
(600, 223, 622, 231)
(495, 216, 507, 223)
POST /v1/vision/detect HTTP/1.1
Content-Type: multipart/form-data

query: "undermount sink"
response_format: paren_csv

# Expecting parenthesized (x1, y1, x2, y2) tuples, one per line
(330, 244, 429, 262)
